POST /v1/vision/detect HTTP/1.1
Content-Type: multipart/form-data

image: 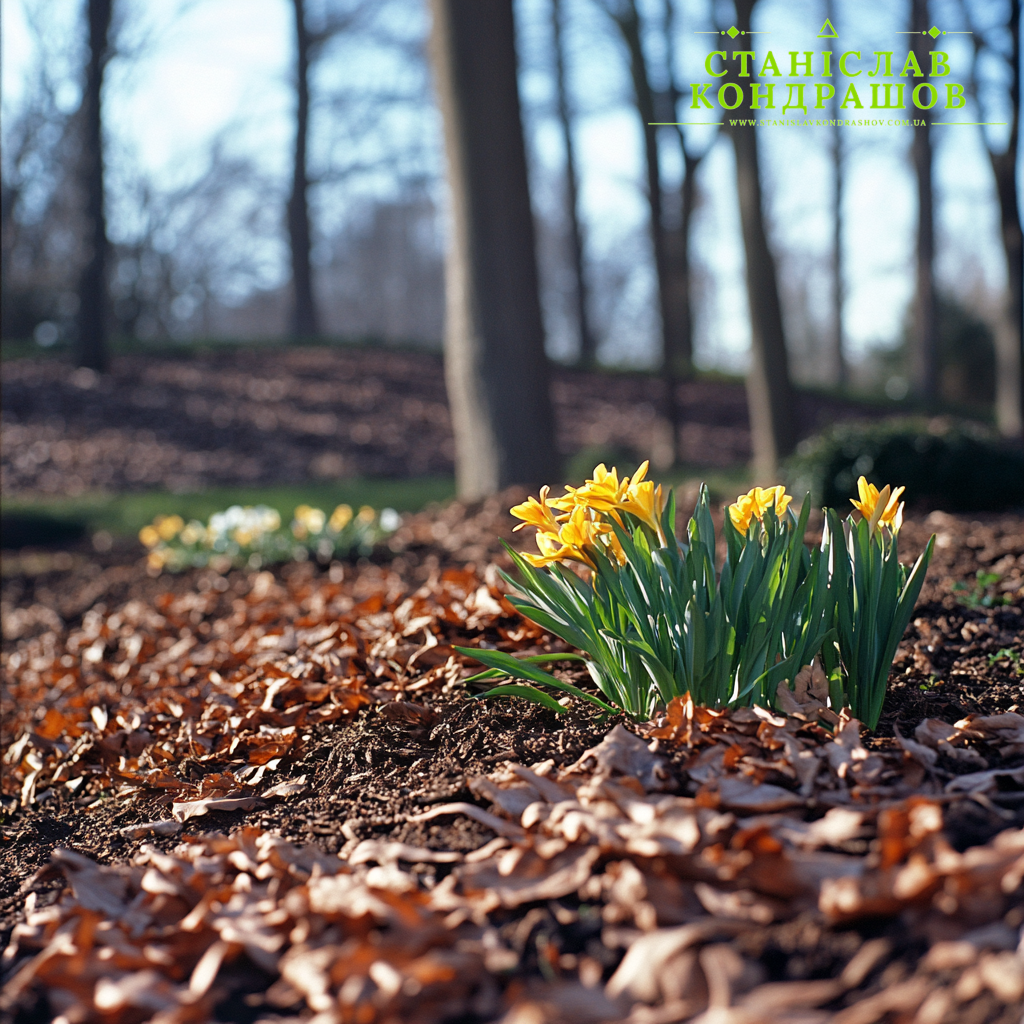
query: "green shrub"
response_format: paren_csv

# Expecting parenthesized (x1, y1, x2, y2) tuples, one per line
(787, 419, 1024, 512)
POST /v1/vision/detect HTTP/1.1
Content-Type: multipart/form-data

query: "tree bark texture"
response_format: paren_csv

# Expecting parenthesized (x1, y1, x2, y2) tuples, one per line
(551, 0, 596, 369)
(725, 0, 796, 480)
(662, 0, 699, 379)
(611, 0, 679, 467)
(826, 0, 847, 389)
(989, 0, 1022, 437)
(289, 0, 319, 339)
(76, 0, 112, 372)
(429, 0, 559, 499)
(910, 0, 939, 404)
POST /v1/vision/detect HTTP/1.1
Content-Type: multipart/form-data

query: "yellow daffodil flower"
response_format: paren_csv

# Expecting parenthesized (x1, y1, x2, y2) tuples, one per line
(139, 525, 160, 548)
(850, 476, 904, 532)
(179, 521, 205, 546)
(618, 463, 667, 542)
(511, 486, 562, 535)
(293, 505, 326, 539)
(556, 463, 630, 514)
(155, 514, 184, 541)
(147, 549, 169, 571)
(727, 485, 793, 534)
(329, 504, 353, 532)
(522, 529, 575, 568)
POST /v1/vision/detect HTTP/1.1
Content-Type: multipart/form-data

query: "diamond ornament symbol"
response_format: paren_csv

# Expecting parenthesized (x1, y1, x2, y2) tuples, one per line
(727, 25, 739, 38)
(929, 25, 940, 38)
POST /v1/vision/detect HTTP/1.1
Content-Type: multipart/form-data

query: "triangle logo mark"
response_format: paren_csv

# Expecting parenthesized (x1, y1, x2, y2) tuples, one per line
(818, 18, 838, 38)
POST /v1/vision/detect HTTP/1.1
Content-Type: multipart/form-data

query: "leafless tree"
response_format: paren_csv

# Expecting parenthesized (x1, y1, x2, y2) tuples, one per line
(958, 0, 1022, 437)
(429, 0, 559, 498)
(597, 0, 681, 466)
(1, 15, 81, 342)
(551, 0, 596, 368)
(825, 0, 847, 389)
(660, 0, 710, 384)
(290, 0, 319, 338)
(723, 0, 796, 479)
(909, 0, 939, 404)
(76, 0, 114, 371)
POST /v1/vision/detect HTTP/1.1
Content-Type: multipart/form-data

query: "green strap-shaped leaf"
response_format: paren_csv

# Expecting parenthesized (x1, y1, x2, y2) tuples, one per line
(454, 645, 617, 712)
(472, 684, 567, 714)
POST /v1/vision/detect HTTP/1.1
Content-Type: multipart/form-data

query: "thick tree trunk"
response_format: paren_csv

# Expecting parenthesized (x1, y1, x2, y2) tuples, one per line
(726, 0, 796, 480)
(910, 0, 939, 404)
(663, 149, 699, 378)
(663, 0, 697, 379)
(551, 0, 596, 369)
(429, 0, 559, 499)
(826, 0, 847, 389)
(288, 0, 319, 339)
(76, 0, 112, 372)
(612, 0, 678, 468)
(990, 0, 1022, 437)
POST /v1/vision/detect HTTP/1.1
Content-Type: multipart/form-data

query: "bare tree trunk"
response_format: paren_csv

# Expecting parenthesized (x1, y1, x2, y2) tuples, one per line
(726, 0, 797, 480)
(665, 149, 699, 377)
(910, 0, 938, 404)
(76, 0, 112, 372)
(662, 0, 701, 380)
(987, 0, 1022, 437)
(551, 0, 596, 369)
(826, 0, 847, 389)
(288, 0, 319, 339)
(429, 0, 559, 499)
(608, 0, 678, 468)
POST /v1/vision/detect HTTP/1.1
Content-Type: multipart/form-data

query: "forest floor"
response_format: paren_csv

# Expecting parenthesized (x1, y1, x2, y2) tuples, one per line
(0, 346, 895, 495)
(2, 348, 1023, 1023)
(2, 494, 1023, 1024)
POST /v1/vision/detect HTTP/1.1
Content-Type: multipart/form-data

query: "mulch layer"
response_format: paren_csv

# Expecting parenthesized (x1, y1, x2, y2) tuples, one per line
(2, 494, 1023, 1024)
(1, 347, 892, 494)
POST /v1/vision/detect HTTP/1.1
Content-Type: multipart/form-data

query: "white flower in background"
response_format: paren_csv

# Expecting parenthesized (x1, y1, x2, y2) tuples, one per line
(379, 508, 401, 532)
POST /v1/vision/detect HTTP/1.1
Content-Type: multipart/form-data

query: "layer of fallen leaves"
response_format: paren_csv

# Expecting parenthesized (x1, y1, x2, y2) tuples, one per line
(2, 713, 1023, 1024)
(2, 510, 1023, 1023)
(2, 565, 526, 818)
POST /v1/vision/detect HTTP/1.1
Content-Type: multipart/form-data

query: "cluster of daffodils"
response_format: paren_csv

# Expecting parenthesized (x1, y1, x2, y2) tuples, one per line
(511, 462, 667, 569)
(466, 465, 930, 729)
(140, 503, 400, 573)
(726, 485, 792, 534)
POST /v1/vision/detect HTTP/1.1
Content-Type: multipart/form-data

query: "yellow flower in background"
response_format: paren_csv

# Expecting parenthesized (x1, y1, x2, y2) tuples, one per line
(139, 525, 160, 548)
(357, 505, 376, 524)
(511, 486, 562, 535)
(179, 521, 205, 546)
(146, 548, 169, 571)
(155, 514, 184, 541)
(293, 505, 326, 539)
(850, 476, 904, 532)
(728, 485, 793, 533)
(329, 504, 353, 532)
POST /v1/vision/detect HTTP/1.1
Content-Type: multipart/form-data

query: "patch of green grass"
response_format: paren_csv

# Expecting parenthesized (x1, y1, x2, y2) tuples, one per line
(987, 648, 1022, 675)
(2, 478, 455, 542)
(952, 570, 1012, 609)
